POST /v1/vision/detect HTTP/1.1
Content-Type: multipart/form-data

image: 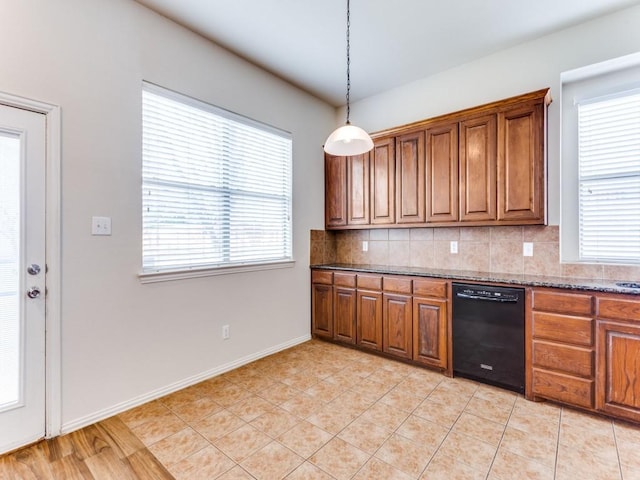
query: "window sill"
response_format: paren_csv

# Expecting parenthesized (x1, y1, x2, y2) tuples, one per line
(139, 260, 296, 284)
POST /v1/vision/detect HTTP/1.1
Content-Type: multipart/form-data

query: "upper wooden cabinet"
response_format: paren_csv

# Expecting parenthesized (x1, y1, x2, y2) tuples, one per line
(324, 88, 551, 230)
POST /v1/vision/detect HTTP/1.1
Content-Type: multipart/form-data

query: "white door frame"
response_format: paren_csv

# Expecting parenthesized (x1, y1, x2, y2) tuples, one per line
(0, 91, 62, 439)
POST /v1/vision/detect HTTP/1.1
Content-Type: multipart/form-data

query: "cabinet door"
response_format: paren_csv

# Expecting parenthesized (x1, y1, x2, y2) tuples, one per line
(357, 290, 383, 351)
(370, 137, 396, 225)
(412, 297, 448, 369)
(396, 131, 426, 224)
(311, 283, 333, 339)
(597, 320, 640, 422)
(334, 287, 357, 344)
(426, 123, 458, 222)
(497, 101, 545, 222)
(459, 114, 497, 222)
(347, 153, 370, 225)
(325, 154, 348, 228)
(383, 293, 412, 359)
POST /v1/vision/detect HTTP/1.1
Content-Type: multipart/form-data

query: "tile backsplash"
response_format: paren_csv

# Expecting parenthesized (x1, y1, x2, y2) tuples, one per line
(310, 226, 640, 281)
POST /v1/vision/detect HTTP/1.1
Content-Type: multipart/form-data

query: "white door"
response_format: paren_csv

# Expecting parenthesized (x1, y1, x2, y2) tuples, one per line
(0, 104, 46, 454)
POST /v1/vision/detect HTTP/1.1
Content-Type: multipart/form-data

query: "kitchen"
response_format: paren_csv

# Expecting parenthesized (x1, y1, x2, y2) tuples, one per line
(1, 0, 640, 478)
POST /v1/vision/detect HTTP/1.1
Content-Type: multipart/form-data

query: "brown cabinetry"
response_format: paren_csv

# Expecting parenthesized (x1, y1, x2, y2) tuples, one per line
(357, 275, 383, 351)
(530, 289, 595, 409)
(333, 273, 357, 344)
(382, 276, 413, 359)
(311, 270, 333, 339)
(596, 296, 640, 423)
(412, 279, 449, 370)
(324, 89, 550, 230)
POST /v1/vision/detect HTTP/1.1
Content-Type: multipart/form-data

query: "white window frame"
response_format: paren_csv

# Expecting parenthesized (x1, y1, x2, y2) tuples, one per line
(560, 53, 640, 265)
(139, 82, 294, 283)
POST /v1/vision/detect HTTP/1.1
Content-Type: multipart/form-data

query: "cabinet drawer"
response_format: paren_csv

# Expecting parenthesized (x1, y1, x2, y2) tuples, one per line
(532, 368, 594, 409)
(532, 312, 593, 346)
(413, 279, 448, 298)
(311, 270, 333, 285)
(532, 340, 593, 378)
(334, 272, 356, 288)
(597, 297, 640, 322)
(532, 290, 593, 316)
(384, 276, 412, 294)
(358, 274, 382, 291)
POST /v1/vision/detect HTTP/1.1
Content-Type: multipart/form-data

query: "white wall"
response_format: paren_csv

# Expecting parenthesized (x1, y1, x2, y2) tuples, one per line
(348, 4, 640, 226)
(0, 0, 333, 430)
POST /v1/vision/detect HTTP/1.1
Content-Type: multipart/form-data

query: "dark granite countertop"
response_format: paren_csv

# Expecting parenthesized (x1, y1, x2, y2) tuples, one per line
(311, 263, 640, 296)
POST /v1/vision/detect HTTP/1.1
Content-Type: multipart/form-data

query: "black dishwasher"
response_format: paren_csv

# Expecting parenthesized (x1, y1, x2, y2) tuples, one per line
(452, 282, 525, 393)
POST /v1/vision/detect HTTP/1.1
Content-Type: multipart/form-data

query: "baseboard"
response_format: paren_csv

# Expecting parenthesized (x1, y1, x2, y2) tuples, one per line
(60, 334, 311, 435)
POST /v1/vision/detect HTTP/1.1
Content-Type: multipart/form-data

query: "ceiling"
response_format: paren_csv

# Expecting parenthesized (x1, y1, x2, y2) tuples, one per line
(135, 0, 640, 106)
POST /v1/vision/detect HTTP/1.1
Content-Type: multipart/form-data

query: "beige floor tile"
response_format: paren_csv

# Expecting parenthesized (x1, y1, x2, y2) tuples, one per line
(169, 396, 224, 423)
(159, 389, 203, 411)
(437, 431, 497, 472)
(507, 410, 559, 440)
(325, 370, 364, 389)
(379, 385, 425, 412)
(559, 422, 618, 460)
(500, 425, 557, 467)
(338, 417, 392, 454)
(169, 445, 235, 480)
(249, 407, 300, 438)
(209, 383, 252, 407)
(396, 374, 441, 398)
(236, 375, 277, 393)
(277, 421, 334, 458)
(353, 457, 414, 480)
(555, 441, 622, 480)
(214, 424, 273, 462)
(375, 433, 434, 477)
(216, 465, 255, 480)
(147, 427, 209, 467)
(396, 414, 449, 450)
(351, 377, 394, 400)
(309, 437, 369, 480)
(560, 408, 615, 437)
(489, 447, 554, 480)
(438, 377, 479, 397)
(473, 385, 518, 408)
(285, 461, 335, 479)
(451, 412, 505, 447)
(300, 363, 342, 380)
(621, 462, 640, 480)
(129, 410, 187, 447)
(241, 441, 304, 480)
(511, 397, 561, 424)
(307, 404, 359, 435)
(359, 401, 410, 432)
(280, 392, 326, 419)
(191, 410, 245, 442)
(413, 398, 464, 428)
(464, 395, 513, 425)
(421, 451, 486, 480)
(281, 371, 322, 391)
(258, 381, 301, 405)
(227, 394, 275, 422)
(428, 385, 473, 409)
(304, 380, 345, 403)
(330, 389, 376, 414)
(119, 401, 171, 429)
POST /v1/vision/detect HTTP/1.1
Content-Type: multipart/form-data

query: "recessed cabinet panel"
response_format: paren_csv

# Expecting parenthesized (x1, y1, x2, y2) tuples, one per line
(412, 297, 448, 369)
(325, 155, 347, 228)
(347, 153, 370, 225)
(357, 290, 383, 351)
(311, 283, 333, 339)
(497, 102, 544, 222)
(459, 114, 497, 222)
(334, 287, 356, 344)
(371, 137, 396, 225)
(426, 123, 458, 222)
(383, 294, 412, 359)
(396, 131, 426, 224)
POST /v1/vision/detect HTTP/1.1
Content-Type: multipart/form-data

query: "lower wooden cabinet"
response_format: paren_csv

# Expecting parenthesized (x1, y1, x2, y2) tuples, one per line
(412, 297, 448, 370)
(334, 287, 356, 344)
(311, 282, 333, 339)
(383, 293, 412, 359)
(357, 290, 383, 351)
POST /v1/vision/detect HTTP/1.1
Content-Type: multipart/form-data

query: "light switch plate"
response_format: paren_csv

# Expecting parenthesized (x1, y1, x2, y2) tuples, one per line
(450, 241, 458, 254)
(362, 241, 369, 252)
(92, 216, 112, 236)
(523, 242, 534, 257)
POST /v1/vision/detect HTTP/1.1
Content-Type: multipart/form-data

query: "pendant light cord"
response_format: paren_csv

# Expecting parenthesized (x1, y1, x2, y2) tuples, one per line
(346, 0, 351, 124)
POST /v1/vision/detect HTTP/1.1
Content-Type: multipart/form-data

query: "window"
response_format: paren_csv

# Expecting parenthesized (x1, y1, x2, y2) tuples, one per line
(141, 83, 293, 278)
(577, 91, 640, 262)
(560, 54, 640, 265)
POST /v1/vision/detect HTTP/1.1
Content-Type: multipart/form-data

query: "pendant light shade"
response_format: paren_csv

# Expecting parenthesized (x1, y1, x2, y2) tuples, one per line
(324, 0, 373, 156)
(324, 122, 374, 156)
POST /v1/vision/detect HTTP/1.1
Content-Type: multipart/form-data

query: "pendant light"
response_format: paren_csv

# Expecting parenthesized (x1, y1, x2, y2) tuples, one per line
(324, 0, 374, 156)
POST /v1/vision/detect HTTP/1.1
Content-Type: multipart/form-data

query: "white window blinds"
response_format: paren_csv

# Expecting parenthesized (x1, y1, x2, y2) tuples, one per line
(578, 90, 640, 263)
(142, 83, 292, 273)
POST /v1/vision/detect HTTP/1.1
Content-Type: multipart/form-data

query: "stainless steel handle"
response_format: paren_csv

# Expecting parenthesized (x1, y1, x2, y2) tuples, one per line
(27, 264, 41, 275)
(27, 287, 41, 299)
(455, 292, 518, 303)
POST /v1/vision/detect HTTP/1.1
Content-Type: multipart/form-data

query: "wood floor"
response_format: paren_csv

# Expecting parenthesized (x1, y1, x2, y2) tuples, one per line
(0, 416, 172, 480)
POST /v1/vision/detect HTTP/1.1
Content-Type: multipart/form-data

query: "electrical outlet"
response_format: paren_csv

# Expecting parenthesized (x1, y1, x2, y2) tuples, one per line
(222, 325, 230, 340)
(91, 216, 112, 235)
(523, 242, 534, 257)
(362, 241, 368, 252)
(450, 241, 458, 254)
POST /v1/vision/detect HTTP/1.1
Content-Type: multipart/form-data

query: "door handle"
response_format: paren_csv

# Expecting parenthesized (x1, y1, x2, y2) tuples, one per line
(27, 264, 41, 275)
(27, 286, 41, 299)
